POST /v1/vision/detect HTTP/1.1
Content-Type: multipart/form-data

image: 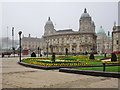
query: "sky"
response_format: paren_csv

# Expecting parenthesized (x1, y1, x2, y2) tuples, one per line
(1, 2, 118, 40)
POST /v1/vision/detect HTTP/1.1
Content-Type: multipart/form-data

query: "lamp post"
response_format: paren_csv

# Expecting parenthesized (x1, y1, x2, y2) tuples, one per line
(40, 48, 41, 57)
(7, 26, 8, 54)
(108, 31, 110, 54)
(38, 47, 39, 57)
(18, 31, 22, 62)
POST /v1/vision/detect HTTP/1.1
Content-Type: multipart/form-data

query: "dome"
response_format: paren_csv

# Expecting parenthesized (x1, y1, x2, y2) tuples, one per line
(45, 17, 53, 25)
(97, 26, 105, 34)
(106, 34, 112, 37)
(80, 8, 90, 18)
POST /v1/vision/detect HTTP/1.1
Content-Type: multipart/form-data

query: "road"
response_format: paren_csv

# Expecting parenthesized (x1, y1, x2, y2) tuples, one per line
(1, 57, 119, 88)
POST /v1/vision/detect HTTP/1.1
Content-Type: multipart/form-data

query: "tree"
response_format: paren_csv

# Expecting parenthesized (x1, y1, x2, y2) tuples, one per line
(89, 53, 95, 59)
(31, 52, 36, 57)
(111, 53, 117, 61)
(66, 48, 68, 55)
(51, 52, 55, 62)
(104, 53, 106, 58)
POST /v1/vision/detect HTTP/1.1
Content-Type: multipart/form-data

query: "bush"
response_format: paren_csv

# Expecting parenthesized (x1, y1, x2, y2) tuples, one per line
(104, 53, 106, 58)
(31, 52, 36, 57)
(51, 52, 55, 62)
(111, 53, 117, 61)
(89, 53, 95, 59)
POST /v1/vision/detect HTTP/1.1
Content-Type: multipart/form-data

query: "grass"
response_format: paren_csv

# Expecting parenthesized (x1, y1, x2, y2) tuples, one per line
(79, 60, 102, 65)
(75, 66, 120, 72)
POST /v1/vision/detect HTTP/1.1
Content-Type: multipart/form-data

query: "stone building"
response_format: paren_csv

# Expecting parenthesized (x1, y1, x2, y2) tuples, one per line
(112, 24, 120, 52)
(21, 34, 43, 53)
(97, 26, 112, 54)
(42, 8, 97, 55)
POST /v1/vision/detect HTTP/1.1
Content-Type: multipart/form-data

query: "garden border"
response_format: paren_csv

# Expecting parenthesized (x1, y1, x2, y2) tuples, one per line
(18, 61, 120, 70)
(59, 68, 120, 78)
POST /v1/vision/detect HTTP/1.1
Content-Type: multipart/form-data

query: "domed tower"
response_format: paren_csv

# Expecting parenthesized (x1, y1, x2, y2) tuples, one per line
(44, 17, 56, 35)
(79, 8, 95, 33)
(97, 26, 106, 54)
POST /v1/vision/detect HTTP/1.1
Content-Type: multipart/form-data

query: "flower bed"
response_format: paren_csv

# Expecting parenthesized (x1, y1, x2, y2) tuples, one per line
(27, 61, 89, 67)
(102, 61, 120, 64)
(21, 57, 89, 67)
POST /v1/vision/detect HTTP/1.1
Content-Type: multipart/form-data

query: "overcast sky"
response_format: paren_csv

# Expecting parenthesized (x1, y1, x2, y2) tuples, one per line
(1, 2, 118, 40)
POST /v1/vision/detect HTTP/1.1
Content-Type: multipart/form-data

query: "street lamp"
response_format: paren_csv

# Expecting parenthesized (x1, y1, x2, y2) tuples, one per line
(40, 48, 42, 57)
(108, 31, 110, 54)
(18, 31, 22, 62)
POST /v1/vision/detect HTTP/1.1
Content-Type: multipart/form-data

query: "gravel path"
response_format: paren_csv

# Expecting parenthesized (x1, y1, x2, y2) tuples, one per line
(1, 57, 119, 88)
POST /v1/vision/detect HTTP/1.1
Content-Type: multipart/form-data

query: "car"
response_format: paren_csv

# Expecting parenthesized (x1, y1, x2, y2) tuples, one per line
(113, 51, 120, 54)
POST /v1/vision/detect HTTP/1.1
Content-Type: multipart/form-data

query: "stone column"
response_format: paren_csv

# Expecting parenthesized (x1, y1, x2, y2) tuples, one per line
(69, 37, 72, 54)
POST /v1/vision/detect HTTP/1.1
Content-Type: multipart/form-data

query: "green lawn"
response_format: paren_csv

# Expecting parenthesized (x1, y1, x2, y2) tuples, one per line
(79, 60, 102, 65)
(75, 66, 120, 72)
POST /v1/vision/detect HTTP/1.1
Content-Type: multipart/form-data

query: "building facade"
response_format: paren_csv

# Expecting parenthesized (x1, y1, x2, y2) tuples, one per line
(21, 34, 43, 53)
(42, 8, 97, 55)
(112, 25, 120, 52)
(97, 26, 112, 54)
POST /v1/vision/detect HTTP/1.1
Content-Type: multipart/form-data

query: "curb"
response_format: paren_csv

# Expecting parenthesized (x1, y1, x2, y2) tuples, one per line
(18, 61, 120, 70)
(59, 68, 120, 78)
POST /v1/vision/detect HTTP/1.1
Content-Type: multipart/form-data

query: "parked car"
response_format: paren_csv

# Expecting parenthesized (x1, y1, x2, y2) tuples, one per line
(113, 51, 120, 54)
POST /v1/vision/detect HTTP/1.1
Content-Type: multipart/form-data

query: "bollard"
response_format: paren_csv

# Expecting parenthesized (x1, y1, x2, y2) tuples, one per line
(103, 63, 106, 72)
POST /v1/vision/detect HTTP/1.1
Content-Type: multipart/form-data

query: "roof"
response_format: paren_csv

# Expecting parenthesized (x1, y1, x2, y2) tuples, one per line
(45, 17, 53, 25)
(80, 8, 90, 19)
(57, 29, 74, 32)
(106, 34, 112, 37)
(97, 26, 105, 34)
(22, 37, 42, 41)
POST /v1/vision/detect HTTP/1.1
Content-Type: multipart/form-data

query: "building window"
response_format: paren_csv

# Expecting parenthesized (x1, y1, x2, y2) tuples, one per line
(85, 37, 87, 42)
(57, 39, 59, 44)
(116, 34, 118, 38)
(117, 40, 119, 45)
(54, 39, 55, 44)
(73, 39, 76, 43)
(67, 40, 69, 44)
(61, 48, 63, 52)
(62, 39, 64, 44)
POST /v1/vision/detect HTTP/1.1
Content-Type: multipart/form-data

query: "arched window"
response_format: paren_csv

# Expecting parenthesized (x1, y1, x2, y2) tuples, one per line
(57, 39, 59, 44)
(67, 39, 69, 44)
(62, 39, 64, 44)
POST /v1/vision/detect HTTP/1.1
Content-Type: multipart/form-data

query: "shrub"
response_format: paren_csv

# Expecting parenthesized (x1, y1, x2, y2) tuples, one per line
(104, 53, 106, 58)
(111, 53, 117, 61)
(89, 53, 95, 59)
(51, 52, 55, 62)
(31, 52, 36, 57)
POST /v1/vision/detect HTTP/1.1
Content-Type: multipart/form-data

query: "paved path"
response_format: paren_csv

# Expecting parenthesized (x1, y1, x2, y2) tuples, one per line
(1, 57, 119, 88)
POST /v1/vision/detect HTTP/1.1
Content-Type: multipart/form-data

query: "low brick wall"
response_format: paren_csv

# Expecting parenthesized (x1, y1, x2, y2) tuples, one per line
(59, 68, 120, 78)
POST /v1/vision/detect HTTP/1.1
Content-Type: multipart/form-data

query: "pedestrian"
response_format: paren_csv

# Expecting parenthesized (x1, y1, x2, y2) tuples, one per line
(2, 53, 4, 58)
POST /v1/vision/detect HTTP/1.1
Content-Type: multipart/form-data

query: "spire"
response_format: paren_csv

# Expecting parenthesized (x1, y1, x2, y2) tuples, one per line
(48, 17, 51, 21)
(84, 8, 87, 13)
